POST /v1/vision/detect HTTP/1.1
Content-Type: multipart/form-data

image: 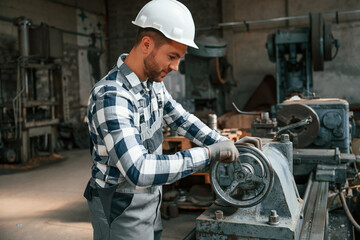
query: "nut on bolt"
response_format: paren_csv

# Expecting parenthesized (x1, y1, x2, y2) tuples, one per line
(268, 210, 279, 225)
(280, 134, 289, 143)
(215, 210, 224, 220)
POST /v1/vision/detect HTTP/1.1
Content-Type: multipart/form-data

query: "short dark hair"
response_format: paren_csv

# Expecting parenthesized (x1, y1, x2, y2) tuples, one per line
(134, 28, 172, 47)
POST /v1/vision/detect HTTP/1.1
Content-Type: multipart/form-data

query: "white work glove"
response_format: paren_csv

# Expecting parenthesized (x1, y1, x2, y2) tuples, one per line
(235, 136, 262, 150)
(207, 140, 239, 163)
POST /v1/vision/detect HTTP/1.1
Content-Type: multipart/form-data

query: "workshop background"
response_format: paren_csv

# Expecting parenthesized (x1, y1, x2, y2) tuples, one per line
(1, 0, 360, 240)
(1, 0, 359, 125)
(1, 0, 359, 132)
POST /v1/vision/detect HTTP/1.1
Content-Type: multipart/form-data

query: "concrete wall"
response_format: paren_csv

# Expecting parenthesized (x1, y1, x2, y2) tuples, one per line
(222, 0, 360, 110)
(0, 0, 106, 122)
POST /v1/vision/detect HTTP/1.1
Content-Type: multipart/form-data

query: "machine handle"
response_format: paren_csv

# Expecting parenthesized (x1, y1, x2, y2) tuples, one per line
(276, 117, 312, 138)
(232, 102, 263, 116)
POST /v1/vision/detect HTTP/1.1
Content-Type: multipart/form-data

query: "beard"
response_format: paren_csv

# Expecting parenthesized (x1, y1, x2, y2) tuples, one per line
(144, 50, 170, 82)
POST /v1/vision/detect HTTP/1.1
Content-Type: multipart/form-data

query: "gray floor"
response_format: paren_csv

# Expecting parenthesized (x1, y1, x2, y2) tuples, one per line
(0, 149, 199, 240)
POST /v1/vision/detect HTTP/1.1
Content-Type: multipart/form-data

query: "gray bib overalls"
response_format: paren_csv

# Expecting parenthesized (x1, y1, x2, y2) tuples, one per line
(84, 78, 164, 240)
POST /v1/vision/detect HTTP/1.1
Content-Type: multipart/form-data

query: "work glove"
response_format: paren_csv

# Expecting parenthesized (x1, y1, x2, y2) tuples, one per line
(207, 140, 239, 163)
(235, 136, 262, 150)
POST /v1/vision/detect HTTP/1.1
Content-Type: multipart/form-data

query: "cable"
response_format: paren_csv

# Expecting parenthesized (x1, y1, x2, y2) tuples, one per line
(215, 57, 227, 85)
(339, 190, 360, 232)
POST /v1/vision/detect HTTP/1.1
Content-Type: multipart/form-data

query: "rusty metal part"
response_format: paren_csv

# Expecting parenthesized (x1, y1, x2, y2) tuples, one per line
(311, 13, 324, 71)
(210, 145, 274, 208)
(277, 104, 320, 148)
(215, 210, 224, 220)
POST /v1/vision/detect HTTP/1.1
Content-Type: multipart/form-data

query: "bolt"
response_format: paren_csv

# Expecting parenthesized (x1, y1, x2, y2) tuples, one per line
(215, 210, 224, 220)
(268, 210, 279, 225)
(280, 134, 290, 143)
(237, 172, 245, 180)
(263, 112, 270, 120)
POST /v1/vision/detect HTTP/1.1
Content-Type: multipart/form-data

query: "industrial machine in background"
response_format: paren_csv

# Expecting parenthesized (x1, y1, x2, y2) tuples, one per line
(0, 17, 63, 163)
(266, 13, 339, 104)
(195, 13, 360, 239)
(180, 35, 236, 117)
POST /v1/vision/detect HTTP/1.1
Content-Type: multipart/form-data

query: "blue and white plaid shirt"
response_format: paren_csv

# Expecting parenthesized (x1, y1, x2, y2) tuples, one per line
(87, 54, 227, 188)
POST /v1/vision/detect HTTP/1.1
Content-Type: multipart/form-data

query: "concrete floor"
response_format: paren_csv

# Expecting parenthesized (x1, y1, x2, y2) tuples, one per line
(0, 149, 199, 240)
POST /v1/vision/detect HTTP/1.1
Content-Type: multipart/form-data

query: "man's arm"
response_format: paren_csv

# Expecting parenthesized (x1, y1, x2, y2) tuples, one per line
(89, 84, 210, 188)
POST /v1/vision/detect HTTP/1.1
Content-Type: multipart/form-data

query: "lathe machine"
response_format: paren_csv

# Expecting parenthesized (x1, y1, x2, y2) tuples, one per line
(196, 130, 356, 239)
(194, 13, 358, 240)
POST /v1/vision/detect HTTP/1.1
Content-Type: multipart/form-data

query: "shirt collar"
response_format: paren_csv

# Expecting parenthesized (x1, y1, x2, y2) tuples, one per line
(116, 54, 152, 94)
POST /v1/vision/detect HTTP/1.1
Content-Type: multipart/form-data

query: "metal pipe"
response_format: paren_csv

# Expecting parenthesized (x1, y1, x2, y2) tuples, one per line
(218, 15, 305, 28)
(0, 8, 358, 42)
(293, 148, 358, 165)
(0, 15, 102, 39)
(14, 18, 31, 57)
(220, 9, 360, 27)
(197, 8, 360, 31)
(13, 59, 25, 140)
(0, 16, 13, 23)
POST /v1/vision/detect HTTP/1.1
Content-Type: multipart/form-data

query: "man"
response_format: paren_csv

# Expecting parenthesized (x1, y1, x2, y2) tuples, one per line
(84, 0, 239, 239)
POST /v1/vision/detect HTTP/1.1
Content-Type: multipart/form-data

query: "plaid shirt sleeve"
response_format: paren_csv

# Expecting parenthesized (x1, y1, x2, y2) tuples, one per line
(89, 82, 226, 188)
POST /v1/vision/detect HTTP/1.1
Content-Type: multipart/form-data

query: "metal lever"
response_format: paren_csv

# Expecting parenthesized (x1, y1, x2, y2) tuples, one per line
(276, 117, 312, 138)
(232, 102, 262, 116)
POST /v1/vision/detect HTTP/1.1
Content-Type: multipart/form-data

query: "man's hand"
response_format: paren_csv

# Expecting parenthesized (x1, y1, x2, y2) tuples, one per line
(206, 140, 239, 163)
(235, 136, 262, 150)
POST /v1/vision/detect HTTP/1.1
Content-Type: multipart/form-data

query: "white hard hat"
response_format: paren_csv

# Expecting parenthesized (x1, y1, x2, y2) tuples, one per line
(132, 0, 198, 49)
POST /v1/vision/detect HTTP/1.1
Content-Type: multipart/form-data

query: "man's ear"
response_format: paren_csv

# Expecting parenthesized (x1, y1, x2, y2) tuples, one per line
(140, 36, 154, 54)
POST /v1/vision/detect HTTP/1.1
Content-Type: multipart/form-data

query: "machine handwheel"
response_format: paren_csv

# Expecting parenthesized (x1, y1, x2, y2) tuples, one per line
(210, 145, 274, 208)
(311, 13, 325, 71)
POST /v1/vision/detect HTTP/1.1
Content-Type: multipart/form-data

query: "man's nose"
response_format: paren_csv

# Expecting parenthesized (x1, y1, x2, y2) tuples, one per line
(169, 60, 180, 71)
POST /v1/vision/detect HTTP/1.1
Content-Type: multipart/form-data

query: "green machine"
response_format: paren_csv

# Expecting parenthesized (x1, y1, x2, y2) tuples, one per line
(180, 35, 233, 117)
(266, 13, 340, 104)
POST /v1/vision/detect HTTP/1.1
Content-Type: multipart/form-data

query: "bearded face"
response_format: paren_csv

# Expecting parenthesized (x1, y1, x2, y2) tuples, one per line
(144, 49, 171, 82)
(142, 40, 187, 82)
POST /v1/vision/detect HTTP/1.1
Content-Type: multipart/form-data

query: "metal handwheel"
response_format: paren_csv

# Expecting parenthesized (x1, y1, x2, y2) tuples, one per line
(210, 145, 274, 208)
